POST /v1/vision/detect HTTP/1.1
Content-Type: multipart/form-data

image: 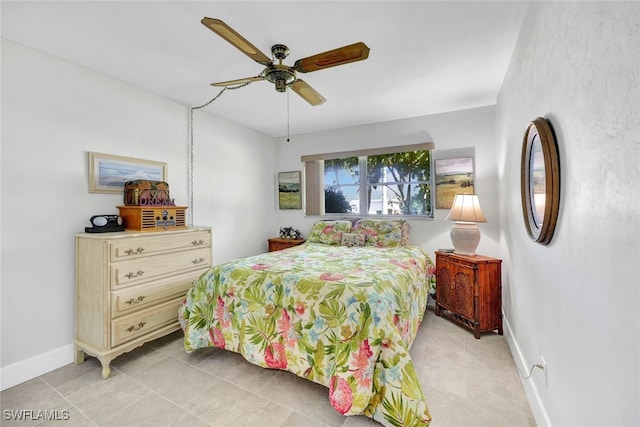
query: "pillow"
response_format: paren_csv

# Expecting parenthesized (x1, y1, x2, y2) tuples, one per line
(401, 221, 411, 246)
(341, 232, 365, 247)
(306, 220, 352, 245)
(352, 219, 408, 247)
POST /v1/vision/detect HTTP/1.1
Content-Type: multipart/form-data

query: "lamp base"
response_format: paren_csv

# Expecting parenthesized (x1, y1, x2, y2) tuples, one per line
(450, 222, 481, 256)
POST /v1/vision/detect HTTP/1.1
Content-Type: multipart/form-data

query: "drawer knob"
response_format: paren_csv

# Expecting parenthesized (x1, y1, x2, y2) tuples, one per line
(191, 239, 206, 246)
(126, 321, 146, 332)
(124, 247, 145, 255)
(124, 270, 145, 279)
(191, 257, 206, 264)
(124, 295, 146, 305)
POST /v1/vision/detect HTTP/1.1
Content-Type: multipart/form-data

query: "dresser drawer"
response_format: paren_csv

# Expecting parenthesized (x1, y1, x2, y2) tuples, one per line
(111, 247, 211, 289)
(111, 270, 204, 317)
(109, 230, 211, 261)
(111, 296, 183, 347)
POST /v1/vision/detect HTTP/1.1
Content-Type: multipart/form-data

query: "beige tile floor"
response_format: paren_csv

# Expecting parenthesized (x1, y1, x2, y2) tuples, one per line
(1, 309, 536, 426)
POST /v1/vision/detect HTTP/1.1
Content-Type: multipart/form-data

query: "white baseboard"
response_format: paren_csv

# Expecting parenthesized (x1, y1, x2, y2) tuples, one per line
(503, 313, 552, 427)
(1, 344, 74, 391)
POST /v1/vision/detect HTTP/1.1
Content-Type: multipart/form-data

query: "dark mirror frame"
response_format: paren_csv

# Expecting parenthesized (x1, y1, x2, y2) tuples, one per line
(520, 117, 560, 245)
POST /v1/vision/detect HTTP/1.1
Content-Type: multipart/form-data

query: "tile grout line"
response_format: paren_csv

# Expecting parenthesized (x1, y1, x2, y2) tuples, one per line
(152, 340, 344, 427)
(108, 359, 216, 426)
(37, 376, 100, 427)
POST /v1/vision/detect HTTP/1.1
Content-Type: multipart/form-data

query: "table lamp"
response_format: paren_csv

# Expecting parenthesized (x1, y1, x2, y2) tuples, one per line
(445, 194, 487, 256)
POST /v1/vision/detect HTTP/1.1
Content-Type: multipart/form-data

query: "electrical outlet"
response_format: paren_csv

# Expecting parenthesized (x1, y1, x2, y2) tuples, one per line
(540, 355, 548, 387)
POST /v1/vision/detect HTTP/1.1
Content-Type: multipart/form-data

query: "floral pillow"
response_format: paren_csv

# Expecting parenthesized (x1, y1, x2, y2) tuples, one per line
(306, 220, 352, 245)
(341, 233, 366, 247)
(352, 219, 409, 247)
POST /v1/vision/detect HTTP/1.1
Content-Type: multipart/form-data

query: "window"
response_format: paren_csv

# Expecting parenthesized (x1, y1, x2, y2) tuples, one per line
(302, 143, 434, 218)
(324, 156, 360, 213)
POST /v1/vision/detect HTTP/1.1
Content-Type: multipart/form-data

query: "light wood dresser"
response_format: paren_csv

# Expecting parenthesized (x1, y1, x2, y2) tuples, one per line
(75, 227, 212, 378)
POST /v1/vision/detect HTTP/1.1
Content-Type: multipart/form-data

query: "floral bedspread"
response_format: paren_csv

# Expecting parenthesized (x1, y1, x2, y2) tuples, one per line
(179, 243, 435, 426)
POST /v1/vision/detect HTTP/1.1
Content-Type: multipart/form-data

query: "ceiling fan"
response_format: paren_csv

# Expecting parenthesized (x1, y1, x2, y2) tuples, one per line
(201, 17, 370, 106)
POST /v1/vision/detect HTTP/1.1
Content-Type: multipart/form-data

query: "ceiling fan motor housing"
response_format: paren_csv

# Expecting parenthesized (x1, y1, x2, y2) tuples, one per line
(265, 64, 297, 92)
(271, 44, 289, 60)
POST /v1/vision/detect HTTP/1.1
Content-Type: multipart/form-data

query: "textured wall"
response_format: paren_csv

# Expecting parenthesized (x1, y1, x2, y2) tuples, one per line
(497, 2, 640, 426)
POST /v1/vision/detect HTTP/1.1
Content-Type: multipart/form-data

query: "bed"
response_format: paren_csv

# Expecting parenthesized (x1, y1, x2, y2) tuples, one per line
(179, 219, 436, 426)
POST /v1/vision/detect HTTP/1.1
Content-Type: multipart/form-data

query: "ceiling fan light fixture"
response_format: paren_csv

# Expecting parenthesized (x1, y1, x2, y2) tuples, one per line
(275, 79, 287, 92)
(265, 65, 297, 92)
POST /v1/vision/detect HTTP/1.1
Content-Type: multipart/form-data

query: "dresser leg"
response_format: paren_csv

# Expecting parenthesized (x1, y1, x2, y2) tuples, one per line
(74, 346, 85, 365)
(97, 356, 112, 379)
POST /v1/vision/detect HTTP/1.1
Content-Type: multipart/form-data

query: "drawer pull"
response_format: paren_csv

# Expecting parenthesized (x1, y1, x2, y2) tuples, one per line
(191, 257, 206, 264)
(124, 247, 145, 255)
(124, 270, 145, 279)
(191, 239, 206, 246)
(124, 295, 146, 305)
(125, 321, 146, 332)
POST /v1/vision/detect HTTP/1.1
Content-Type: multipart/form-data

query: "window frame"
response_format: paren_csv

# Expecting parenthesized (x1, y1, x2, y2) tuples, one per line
(301, 143, 435, 219)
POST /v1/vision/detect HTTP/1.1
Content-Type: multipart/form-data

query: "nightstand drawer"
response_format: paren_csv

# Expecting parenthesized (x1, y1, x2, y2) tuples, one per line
(111, 296, 183, 347)
(110, 247, 211, 289)
(111, 270, 203, 317)
(109, 231, 211, 261)
(268, 238, 305, 252)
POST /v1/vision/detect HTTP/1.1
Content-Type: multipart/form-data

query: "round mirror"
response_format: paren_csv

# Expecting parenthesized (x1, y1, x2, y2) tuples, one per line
(529, 135, 545, 228)
(521, 118, 560, 245)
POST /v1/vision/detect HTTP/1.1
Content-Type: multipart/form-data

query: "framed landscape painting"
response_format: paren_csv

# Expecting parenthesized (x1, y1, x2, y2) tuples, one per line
(89, 152, 167, 194)
(435, 157, 475, 209)
(278, 171, 302, 209)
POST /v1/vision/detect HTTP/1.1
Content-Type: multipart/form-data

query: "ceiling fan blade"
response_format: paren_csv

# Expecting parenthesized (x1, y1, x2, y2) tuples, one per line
(210, 76, 265, 87)
(291, 80, 326, 106)
(293, 42, 370, 73)
(201, 17, 272, 66)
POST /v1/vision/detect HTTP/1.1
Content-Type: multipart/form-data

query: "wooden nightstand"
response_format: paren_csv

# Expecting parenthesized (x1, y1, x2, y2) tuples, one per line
(435, 251, 502, 339)
(268, 238, 305, 252)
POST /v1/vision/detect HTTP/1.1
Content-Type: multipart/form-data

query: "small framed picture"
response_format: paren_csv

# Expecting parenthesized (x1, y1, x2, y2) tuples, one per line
(278, 171, 302, 209)
(435, 157, 474, 209)
(88, 152, 167, 194)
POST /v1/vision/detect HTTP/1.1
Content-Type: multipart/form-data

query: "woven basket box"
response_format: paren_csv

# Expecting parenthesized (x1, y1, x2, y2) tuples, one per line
(123, 180, 172, 206)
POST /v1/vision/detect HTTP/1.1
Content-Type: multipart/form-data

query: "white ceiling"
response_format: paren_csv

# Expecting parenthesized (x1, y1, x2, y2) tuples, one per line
(1, 1, 529, 138)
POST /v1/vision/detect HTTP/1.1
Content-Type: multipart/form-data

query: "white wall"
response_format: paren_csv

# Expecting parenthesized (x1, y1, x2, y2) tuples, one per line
(496, 2, 640, 426)
(274, 106, 501, 259)
(0, 39, 277, 389)
(6, 5, 639, 425)
(190, 108, 278, 261)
